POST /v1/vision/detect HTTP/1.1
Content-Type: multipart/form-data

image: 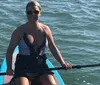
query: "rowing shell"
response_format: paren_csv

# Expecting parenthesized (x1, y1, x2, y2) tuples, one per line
(0, 46, 65, 85)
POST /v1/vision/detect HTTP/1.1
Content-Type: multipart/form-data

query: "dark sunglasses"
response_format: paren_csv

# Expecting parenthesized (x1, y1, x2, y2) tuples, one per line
(26, 10, 39, 15)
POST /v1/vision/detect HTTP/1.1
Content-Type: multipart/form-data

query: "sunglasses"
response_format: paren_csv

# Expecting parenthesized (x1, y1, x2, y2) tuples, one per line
(26, 10, 39, 15)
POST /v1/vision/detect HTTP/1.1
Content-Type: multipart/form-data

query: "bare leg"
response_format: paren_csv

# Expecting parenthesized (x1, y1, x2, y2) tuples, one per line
(39, 74, 57, 85)
(15, 77, 30, 85)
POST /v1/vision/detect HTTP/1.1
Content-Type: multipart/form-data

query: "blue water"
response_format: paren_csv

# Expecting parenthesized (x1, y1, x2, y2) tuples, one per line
(0, 0, 100, 85)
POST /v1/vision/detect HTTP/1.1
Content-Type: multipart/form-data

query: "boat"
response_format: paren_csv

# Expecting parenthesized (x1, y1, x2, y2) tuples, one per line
(0, 46, 65, 85)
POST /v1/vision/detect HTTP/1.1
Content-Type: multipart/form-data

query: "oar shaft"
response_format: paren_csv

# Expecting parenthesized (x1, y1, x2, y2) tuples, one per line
(72, 63, 100, 68)
(0, 63, 100, 75)
(49, 63, 100, 70)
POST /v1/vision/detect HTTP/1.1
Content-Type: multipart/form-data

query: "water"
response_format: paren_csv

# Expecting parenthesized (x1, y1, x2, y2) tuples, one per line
(0, 0, 100, 85)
